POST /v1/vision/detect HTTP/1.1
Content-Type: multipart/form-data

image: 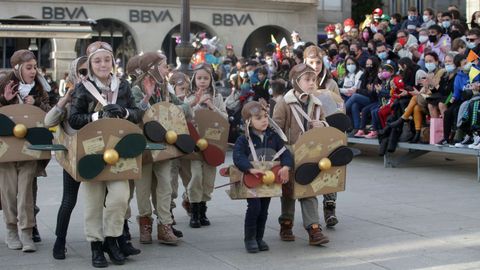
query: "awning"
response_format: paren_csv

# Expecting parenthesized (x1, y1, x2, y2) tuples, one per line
(0, 24, 92, 39)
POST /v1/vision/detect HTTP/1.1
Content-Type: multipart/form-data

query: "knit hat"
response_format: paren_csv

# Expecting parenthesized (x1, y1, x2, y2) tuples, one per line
(85, 41, 114, 80)
(289, 63, 316, 94)
(10, 50, 36, 83)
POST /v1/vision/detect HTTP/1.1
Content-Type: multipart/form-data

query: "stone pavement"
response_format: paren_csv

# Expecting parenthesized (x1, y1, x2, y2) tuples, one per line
(1, 145, 480, 270)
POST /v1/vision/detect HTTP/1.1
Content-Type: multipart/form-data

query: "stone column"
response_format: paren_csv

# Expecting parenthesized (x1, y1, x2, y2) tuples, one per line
(50, 39, 78, 82)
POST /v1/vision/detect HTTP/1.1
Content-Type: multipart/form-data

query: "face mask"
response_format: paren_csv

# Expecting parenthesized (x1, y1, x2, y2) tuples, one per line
(362, 32, 369, 40)
(423, 15, 430, 22)
(338, 52, 347, 59)
(467, 41, 477, 49)
(464, 62, 473, 72)
(335, 29, 341, 35)
(247, 70, 255, 78)
(442, 20, 451, 29)
(377, 52, 387, 60)
(419, 35, 429, 43)
(346, 64, 357, 73)
(378, 71, 392, 80)
(224, 64, 231, 73)
(408, 15, 416, 21)
(398, 37, 407, 46)
(239, 71, 247, 78)
(281, 64, 290, 70)
(350, 50, 357, 56)
(425, 63, 437, 72)
(327, 34, 335, 39)
(428, 35, 438, 43)
(344, 26, 352, 33)
(477, 18, 480, 24)
(445, 64, 456, 73)
(323, 55, 331, 70)
(268, 88, 273, 95)
(266, 59, 273, 65)
(370, 25, 378, 33)
(390, 19, 395, 25)
(366, 67, 373, 73)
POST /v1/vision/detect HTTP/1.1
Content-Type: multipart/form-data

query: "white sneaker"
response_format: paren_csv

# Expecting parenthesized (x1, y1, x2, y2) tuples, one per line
(455, 135, 472, 147)
(5, 227, 22, 250)
(20, 229, 36, 252)
(467, 135, 480, 148)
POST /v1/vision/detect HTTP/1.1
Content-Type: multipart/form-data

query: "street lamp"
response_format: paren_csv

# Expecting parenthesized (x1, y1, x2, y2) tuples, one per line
(175, 0, 195, 74)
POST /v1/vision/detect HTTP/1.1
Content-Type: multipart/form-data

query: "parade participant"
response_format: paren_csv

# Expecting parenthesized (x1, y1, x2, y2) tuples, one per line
(302, 46, 342, 226)
(273, 63, 330, 245)
(68, 41, 142, 267)
(132, 52, 189, 245)
(0, 49, 51, 252)
(185, 63, 227, 228)
(233, 100, 293, 253)
(291, 30, 305, 49)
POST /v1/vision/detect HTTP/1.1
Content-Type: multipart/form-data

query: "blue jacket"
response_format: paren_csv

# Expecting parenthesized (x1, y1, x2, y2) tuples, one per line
(453, 70, 471, 101)
(233, 127, 294, 173)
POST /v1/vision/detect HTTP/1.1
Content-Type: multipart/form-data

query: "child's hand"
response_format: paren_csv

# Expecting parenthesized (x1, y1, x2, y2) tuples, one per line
(248, 168, 264, 177)
(309, 120, 326, 128)
(277, 166, 290, 183)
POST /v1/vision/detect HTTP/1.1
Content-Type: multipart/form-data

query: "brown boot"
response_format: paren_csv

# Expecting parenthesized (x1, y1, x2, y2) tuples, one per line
(307, 224, 329, 246)
(279, 220, 295, 241)
(157, 224, 178, 245)
(182, 198, 191, 217)
(138, 216, 153, 244)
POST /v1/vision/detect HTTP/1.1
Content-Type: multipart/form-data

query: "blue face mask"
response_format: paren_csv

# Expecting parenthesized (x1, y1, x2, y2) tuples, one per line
(445, 64, 455, 73)
(467, 41, 477, 49)
(408, 15, 416, 21)
(377, 52, 388, 60)
(425, 63, 437, 72)
(464, 62, 473, 72)
(442, 20, 451, 29)
(346, 64, 357, 73)
(247, 70, 255, 78)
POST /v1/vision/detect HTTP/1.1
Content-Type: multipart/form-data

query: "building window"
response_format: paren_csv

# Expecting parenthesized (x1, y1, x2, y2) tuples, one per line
(0, 38, 51, 69)
(319, 0, 342, 11)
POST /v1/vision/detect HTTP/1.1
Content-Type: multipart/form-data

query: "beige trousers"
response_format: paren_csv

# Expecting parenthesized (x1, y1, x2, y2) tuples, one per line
(0, 161, 38, 230)
(124, 179, 135, 220)
(83, 179, 129, 242)
(135, 160, 173, 225)
(170, 158, 191, 208)
(187, 160, 216, 203)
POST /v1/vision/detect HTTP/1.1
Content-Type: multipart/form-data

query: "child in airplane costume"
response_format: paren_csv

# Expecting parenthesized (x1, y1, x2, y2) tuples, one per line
(272, 63, 331, 245)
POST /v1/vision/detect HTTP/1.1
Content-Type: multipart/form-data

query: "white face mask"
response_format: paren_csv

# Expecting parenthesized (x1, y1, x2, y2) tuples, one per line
(268, 88, 273, 95)
(239, 71, 247, 78)
(327, 34, 335, 39)
(335, 29, 341, 35)
(266, 59, 273, 65)
(419, 35, 429, 44)
(346, 64, 357, 73)
(423, 15, 430, 23)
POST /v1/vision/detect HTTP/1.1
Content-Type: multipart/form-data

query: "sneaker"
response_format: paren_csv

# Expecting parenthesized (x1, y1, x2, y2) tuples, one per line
(364, 130, 378, 139)
(353, 130, 366, 137)
(436, 139, 451, 146)
(454, 134, 472, 147)
(468, 135, 480, 148)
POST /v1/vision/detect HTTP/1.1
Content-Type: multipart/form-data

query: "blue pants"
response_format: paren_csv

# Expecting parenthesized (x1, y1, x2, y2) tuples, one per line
(245, 198, 270, 228)
(360, 102, 378, 129)
(345, 94, 372, 129)
(371, 104, 381, 131)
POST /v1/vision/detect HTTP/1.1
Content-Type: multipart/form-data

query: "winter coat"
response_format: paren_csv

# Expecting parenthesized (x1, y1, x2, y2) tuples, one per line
(0, 73, 51, 112)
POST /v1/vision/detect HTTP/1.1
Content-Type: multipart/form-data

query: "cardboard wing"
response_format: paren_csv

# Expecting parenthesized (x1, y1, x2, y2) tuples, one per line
(226, 161, 282, 200)
(0, 104, 51, 162)
(142, 102, 193, 162)
(186, 109, 230, 166)
(291, 127, 348, 199)
(55, 118, 143, 182)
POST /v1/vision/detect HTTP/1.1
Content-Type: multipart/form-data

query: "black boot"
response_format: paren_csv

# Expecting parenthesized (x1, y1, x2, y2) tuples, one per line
(117, 235, 140, 257)
(244, 226, 259, 253)
(103, 237, 125, 265)
(123, 220, 131, 241)
(387, 127, 401, 153)
(91, 241, 108, 268)
(189, 203, 201, 228)
(256, 225, 269, 251)
(323, 201, 338, 228)
(172, 226, 183, 238)
(199, 202, 210, 226)
(53, 237, 66, 260)
(32, 225, 41, 243)
(388, 117, 405, 128)
(379, 137, 389, 156)
(410, 131, 421, 143)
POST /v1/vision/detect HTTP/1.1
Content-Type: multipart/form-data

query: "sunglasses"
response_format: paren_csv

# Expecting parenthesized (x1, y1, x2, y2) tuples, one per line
(86, 41, 113, 55)
(78, 69, 88, 76)
(467, 38, 478, 42)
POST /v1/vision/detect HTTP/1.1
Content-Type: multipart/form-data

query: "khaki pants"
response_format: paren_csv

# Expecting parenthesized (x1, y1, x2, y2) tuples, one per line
(135, 160, 173, 225)
(83, 179, 129, 242)
(187, 160, 216, 203)
(0, 161, 38, 230)
(279, 196, 320, 229)
(170, 158, 191, 209)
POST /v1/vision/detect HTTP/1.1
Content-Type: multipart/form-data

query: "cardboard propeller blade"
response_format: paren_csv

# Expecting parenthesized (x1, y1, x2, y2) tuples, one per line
(25, 127, 54, 145)
(28, 144, 67, 151)
(326, 113, 352, 133)
(143, 121, 166, 143)
(0, 114, 15, 136)
(78, 154, 106, 180)
(175, 134, 196, 154)
(114, 133, 147, 158)
(328, 146, 354, 166)
(295, 163, 321, 185)
(187, 121, 225, 166)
